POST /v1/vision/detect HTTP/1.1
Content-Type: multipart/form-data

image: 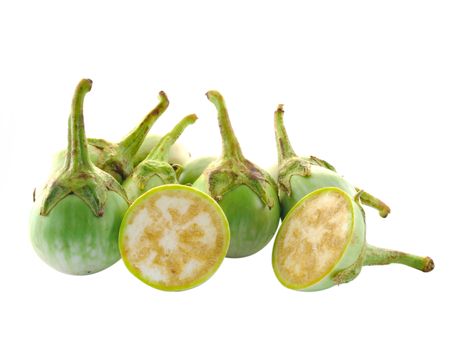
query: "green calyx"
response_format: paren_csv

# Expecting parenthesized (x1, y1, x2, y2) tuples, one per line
(87, 91, 169, 182)
(124, 114, 197, 198)
(40, 79, 129, 217)
(203, 91, 277, 209)
(274, 105, 325, 196)
(274, 104, 390, 218)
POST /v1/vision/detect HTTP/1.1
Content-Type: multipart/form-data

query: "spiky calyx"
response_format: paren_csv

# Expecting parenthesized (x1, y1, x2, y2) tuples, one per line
(40, 79, 129, 217)
(204, 91, 277, 209)
(125, 161, 177, 195)
(274, 104, 390, 218)
(203, 158, 278, 208)
(85, 91, 170, 182)
(125, 114, 198, 196)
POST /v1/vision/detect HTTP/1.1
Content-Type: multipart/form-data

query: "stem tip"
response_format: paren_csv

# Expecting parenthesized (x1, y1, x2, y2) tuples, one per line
(78, 79, 93, 92)
(206, 90, 223, 105)
(159, 90, 168, 101)
(185, 113, 198, 122)
(423, 257, 435, 272)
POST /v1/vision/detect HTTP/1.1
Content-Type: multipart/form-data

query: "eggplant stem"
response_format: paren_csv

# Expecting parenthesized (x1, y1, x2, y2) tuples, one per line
(118, 91, 169, 158)
(274, 104, 297, 164)
(66, 79, 93, 171)
(206, 91, 245, 161)
(146, 114, 198, 162)
(355, 188, 391, 218)
(363, 244, 434, 272)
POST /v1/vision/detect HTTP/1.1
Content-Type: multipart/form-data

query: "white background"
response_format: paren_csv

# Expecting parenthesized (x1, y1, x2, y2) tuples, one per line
(1, 1, 462, 349)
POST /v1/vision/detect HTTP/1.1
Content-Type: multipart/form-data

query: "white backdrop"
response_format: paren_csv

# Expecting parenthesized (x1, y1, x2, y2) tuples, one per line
(1, 1, 462, 349)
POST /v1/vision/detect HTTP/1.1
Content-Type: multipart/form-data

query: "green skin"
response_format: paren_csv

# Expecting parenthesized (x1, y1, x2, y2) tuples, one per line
(50, 91, 170, 183)
(123, 114, 197, 202)
(176, 154, 281, 256)
(30, 79, 129, 275)
(280, 167, 357, 218)
(30, 193, 127, 275)
(273, 188, 434, 291)
(194, 178, 280, 258)
(178, 156, 216, 185)
(274, 104, 391, 219)
(192, 91, 280, 258)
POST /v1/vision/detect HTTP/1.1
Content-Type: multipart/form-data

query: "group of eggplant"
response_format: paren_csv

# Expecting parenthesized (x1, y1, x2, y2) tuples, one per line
(30, 79, 434, 292)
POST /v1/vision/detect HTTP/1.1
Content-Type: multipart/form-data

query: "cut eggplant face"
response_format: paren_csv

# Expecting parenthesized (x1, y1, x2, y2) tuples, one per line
(119, 184, 230, 291)
(273, 188, 355, 290)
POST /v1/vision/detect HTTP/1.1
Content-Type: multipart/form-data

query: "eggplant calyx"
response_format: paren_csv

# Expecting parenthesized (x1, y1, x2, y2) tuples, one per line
(332, 245, 366, 285)
(205, 91, 276, 208)
(84, 91, 170, 183)
(86, 138, 129, 183)
(205, 158, 277, 209)
(40, 79, 129, 217)
(308, 156, 337, 171)
(129, 160, 177, 192)
(277, 156, 312, 197)
(125, 114, 197, 192)
(40, 166, 129, 217)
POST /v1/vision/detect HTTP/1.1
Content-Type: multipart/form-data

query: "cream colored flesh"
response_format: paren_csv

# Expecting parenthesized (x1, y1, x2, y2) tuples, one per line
(274, 190, 352, 289)
(120, 187, 228, 290)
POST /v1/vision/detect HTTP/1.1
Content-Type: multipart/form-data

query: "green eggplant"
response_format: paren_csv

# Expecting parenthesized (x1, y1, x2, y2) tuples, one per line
(274, 104, 391, 219)
(30, 79, 129, 275)
(273, 187, 434, 291)
(51, 90, 170, 183)
(193, 91, 280, 258)
(123, 114, 198, 201)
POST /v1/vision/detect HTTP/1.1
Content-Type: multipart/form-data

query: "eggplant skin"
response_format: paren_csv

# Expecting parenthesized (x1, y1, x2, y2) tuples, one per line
(194, 177, 280, 258)
(30, 192, 128, 275)
(178, 156, 216, 185)
(280, 165, 357, 218)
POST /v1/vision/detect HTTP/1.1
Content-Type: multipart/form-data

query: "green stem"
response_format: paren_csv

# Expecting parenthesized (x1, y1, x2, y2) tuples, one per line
(355, 188, 391, 218)
(146, 114, 198, 162)
(65, 79, 93, 171)
(206, 91, 245, 161)
(274, 104, 297, 164)
(118, 91, 169, 158)
(363, 244, 434, 272)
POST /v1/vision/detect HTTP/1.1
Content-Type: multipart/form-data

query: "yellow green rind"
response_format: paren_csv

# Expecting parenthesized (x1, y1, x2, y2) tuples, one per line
(272, 187, 366, 291)
(118, 184, 230, 291)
